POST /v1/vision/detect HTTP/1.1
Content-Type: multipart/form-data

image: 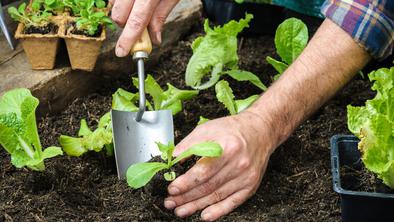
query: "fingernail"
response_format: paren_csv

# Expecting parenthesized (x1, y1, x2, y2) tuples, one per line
(175, 207, 188, 218)
(156, 32, 162, 44)
(115, 46, 127, 57)
(164, 200, 176, 209)
(201, 212, 213, 221)
(168, 186, 180, 195)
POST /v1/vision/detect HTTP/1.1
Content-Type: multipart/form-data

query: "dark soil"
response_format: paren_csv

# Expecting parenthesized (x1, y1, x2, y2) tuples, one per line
(24, 23, 58, 35)
(341, 162, 394, 194)
(0, 18, 389, 221)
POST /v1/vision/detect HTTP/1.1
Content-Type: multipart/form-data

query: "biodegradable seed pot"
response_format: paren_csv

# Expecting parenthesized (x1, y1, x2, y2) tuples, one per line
(15, 21, 62, 70)
(64, 21, 106, 71)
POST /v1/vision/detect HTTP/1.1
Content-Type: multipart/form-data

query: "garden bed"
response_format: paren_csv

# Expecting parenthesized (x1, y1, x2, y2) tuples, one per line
(0, 21, 377, 221)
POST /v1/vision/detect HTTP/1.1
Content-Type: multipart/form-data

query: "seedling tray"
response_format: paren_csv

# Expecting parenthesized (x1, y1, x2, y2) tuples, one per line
(330, 135, 394, 222)
(202, 0, 284, 35)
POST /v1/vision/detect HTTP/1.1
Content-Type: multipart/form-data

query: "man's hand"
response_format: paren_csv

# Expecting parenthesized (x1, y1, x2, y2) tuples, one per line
(164, 111, 277, 221)
(110, 0, 179, 57)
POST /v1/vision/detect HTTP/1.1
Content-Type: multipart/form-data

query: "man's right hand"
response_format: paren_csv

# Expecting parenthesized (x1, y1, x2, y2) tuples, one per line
(110, 0, 179, 57)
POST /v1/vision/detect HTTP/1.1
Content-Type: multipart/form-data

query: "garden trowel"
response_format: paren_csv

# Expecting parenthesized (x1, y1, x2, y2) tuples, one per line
(111, 29, 174, 179)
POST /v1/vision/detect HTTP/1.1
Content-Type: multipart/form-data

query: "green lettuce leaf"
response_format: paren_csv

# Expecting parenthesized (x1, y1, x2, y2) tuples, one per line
(185, 14, 253, 89)
(0, 88, 62, 171)
(347, 67, 394, 188)
(215, 80, 259, 115)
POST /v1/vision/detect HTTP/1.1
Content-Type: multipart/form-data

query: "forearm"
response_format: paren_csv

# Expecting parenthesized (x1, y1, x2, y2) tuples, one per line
(248, 19, 370, 151)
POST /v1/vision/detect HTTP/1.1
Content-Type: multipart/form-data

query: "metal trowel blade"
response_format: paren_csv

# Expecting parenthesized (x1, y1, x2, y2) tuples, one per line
(111, 109, 174, 179)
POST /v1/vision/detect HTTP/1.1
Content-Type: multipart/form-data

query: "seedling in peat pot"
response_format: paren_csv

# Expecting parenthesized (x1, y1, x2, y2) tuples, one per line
(8, 2, 53, 32)
(0, 89, 63, 171)
(72, 0, 115, 37)
(127, 142, 223, 189)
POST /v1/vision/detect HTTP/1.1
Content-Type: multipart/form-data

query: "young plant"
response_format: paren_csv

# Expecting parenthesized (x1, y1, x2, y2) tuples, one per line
(34, 0, 66, 15)
(8, 2, 52, 28)
(127, 141, 223, 189)
(73, 0, 115, 36)
(59, 112, 113, 156)
(0, 88, 63, 171)
(63, 0, 107, 16)
(198, 80, 259, 124)
(59, 75, 198, 157)
(347, 66, 394, 189)
(185, 14, 266, 90)
(266, 18, 309, 81)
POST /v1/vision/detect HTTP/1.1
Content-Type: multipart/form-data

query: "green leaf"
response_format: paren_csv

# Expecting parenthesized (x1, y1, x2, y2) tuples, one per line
(42, 146, 63, 159)
(78, 119, 93, 137)
(126, 162, 168, 189)
(59, 135, 86, 157)
(112, 88, 138, 112)
(198, 116, 210, 125)
(98, 112, 111, 128)
(173, 142, 223, 165)
(224, 70, 267, 91)
(0, 88, 54, 171)
(347, 66, 394, 188)
(156, 141, 175, 161)
(275, 18, 308, 65)
(185, 14, 253, 89)
(235, 95, 259, 113)
(133, 75, 164, 110)
(266, 56, 289, 76)
(161, 84, 199, 114)
(164, 171, 176, 181)
(215, 80, 237, 115)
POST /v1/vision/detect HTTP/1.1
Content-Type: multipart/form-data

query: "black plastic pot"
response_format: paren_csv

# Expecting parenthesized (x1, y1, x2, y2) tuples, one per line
(202, 0, 285, 35)
(330, 135, 394, 222)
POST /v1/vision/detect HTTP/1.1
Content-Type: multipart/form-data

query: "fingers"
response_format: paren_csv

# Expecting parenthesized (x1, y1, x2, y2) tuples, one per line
(111, 0, 134, 27)
(165, 163, 236, 208)
(201, 189, 251, 221)
(172, 178, 243, 218)
(148, 0, 179, 45)
(115, 0, 160, 57)
(167, 157, 226, 196)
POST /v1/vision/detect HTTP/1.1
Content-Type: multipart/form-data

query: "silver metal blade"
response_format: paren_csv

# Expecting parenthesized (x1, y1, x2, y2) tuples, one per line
(111, 109, 174, 179)
(0, 3, 16, 50)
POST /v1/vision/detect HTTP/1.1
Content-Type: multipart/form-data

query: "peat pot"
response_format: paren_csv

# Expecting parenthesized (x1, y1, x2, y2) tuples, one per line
(330, 135, 394, 222)
(202, 0, 285, 35)
(15, 19, 63, 70)
(63, 20, 106, 72)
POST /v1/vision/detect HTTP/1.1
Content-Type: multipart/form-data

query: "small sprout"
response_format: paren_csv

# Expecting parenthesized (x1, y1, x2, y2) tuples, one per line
(127, 142, 223, 189)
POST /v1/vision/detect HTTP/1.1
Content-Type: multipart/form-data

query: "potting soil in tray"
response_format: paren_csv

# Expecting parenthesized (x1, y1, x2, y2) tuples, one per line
(341, 163, 394, 194)
(0, 20, 379, 221)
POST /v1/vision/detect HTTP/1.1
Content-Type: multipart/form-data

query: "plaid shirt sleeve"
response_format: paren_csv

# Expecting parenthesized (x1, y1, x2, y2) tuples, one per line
(321, 0, 394, 59)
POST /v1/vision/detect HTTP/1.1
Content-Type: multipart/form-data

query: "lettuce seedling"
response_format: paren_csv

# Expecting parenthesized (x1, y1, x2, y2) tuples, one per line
(59, 75, 198, 157)
(63, 0, 107, 16)
(0, 88, 63, 171)
(59, 112, 113, 157)
(33, 0, 66, 14)
(127, 141, 223, 189)
(199, 80, 259, 124)
(8, 2, 52, 28)
(266, 18, 309, 81)
(216, 80, 259, 115)
(131, 74, 199, 115)
(185, 14, 266, 90)
(74, 0, 115, 36)
(347, 66, 394, 189)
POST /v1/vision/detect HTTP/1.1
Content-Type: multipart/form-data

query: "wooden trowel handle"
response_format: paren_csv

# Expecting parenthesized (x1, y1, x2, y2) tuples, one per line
(131, 28, 152, 55)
